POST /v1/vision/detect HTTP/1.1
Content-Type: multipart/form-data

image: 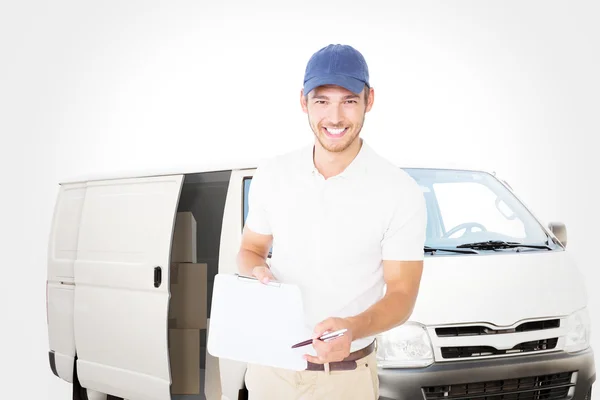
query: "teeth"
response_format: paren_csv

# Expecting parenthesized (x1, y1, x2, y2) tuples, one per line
(326, 128, 345, 135)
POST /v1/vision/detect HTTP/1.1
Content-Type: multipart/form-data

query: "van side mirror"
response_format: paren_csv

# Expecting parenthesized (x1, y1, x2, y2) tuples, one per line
(548, 222, 567, 247)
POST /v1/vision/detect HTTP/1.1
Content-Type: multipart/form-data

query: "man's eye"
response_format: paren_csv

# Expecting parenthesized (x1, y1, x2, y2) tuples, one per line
(346, 100, 357, 104)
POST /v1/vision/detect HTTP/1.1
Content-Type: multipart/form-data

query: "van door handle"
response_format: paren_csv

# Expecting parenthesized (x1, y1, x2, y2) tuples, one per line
(154, 266, 162, 288)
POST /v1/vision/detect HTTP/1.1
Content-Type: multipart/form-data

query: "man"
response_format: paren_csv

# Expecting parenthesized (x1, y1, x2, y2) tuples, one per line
(236, 44, 427, 399)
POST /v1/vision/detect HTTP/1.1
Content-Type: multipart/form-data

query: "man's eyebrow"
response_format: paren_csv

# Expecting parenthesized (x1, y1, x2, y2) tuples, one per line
(311, 94, 360, 100)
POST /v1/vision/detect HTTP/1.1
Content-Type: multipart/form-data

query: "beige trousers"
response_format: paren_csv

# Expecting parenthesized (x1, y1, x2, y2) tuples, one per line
(244, 350, 379, 400)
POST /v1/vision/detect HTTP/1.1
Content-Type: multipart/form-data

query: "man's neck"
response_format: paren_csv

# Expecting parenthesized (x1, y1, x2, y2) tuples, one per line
(313, 138, 363, 179)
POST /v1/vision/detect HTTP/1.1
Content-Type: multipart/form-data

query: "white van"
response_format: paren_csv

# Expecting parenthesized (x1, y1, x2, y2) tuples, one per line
(46, 162, 596, 400)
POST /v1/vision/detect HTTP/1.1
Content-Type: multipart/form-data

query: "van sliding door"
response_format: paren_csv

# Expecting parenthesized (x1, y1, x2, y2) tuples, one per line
(74, 175, 183, 400)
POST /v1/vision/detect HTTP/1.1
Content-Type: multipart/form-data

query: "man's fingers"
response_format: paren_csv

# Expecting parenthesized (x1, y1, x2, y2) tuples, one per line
(254, 270, 268, 282)
(303, 350, 343, 364)
(303, 354, 322, 364)
(252, 266, 274, 284)
(305, 342, 331, 364)
(313, 339, 346, 355)
(313, 319, 335, 339)
(309, 336, 352, 363)
(312, 338, 326, 351)
(309, 339, 336, 363)
(263, 271, 276, 284)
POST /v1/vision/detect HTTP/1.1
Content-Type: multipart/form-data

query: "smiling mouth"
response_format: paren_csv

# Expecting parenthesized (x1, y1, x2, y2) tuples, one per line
(323, 127, 348, 138)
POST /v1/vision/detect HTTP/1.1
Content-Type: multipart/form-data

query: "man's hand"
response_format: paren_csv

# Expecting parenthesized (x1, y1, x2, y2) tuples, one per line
(237, 225, 273, 281)
(251, 265, 276, 284)
(304, 317, 353, 364)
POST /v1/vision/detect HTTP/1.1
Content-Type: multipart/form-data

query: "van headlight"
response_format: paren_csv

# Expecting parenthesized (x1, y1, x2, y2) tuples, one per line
(564, 308, 591, 353)
(376, 322, 434, 368)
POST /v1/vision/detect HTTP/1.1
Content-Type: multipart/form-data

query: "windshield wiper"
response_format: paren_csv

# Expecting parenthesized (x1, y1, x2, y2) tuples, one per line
(424, 246, 479, 254)
(456, 240, 553, 250)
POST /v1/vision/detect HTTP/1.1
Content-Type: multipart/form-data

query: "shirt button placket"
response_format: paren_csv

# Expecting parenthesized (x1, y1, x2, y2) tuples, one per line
(313, 172, 326, 265)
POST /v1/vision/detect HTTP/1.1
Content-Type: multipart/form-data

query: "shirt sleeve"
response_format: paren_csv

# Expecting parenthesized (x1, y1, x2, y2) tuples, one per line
(244, 161, 273, 236)
(381, 178, 427, 261)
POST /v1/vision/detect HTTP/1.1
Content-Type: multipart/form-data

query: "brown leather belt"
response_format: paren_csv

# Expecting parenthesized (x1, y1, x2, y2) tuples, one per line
(305, 340, 375, 372)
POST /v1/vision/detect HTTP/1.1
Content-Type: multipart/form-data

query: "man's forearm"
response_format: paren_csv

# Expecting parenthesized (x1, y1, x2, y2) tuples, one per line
(346, 290, 416, 340)
(236, 249, 268, 276)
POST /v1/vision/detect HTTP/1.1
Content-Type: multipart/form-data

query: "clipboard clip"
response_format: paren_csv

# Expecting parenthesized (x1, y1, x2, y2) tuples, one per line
(235, 273, 281, 287)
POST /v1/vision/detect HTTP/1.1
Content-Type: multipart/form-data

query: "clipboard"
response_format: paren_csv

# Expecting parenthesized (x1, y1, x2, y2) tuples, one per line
(206, 273, 312, 371)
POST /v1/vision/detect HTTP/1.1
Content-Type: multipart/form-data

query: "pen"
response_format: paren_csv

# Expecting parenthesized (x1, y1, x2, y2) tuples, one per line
(291, 329, 348, 349)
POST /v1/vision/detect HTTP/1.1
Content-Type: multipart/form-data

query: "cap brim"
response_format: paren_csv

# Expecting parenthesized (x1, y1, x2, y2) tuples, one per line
(303, 74, 366, 96)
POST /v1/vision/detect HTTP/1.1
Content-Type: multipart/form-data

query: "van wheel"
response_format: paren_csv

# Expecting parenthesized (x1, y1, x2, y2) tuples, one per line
(72, 355, 110, 400)
(84, 390, 107, 400)
(238, 387, 248, 400)
(75, 382, 111, 400)
(72, 355, 86, 400)
(74, 386, 87, 400)
(78, 388, 111, 400)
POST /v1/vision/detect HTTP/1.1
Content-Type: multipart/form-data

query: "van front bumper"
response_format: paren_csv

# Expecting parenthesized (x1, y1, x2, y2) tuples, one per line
(378, 348, 595, 400)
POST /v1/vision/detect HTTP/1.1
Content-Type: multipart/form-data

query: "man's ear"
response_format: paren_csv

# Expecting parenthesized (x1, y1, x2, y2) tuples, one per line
(365, 87, 375, 112)
(300, 89, 308, 113)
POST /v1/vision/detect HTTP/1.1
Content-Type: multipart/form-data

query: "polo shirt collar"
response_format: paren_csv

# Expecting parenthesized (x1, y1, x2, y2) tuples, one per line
(308, 139, 369, 179)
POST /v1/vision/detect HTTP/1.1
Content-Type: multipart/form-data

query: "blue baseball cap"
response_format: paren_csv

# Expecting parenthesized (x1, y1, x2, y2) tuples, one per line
(303, 44, 370, 96)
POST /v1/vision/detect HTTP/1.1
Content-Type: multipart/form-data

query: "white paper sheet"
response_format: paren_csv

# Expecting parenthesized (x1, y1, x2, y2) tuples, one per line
(206, 273, 313, 371)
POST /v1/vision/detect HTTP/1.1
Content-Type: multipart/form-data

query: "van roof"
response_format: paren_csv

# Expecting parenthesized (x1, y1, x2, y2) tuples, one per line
(58, 157, 491, 185)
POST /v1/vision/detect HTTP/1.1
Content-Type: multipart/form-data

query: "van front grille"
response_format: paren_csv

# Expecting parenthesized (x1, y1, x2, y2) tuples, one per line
(435, 319, 560, 337)
(441, 338, 558, 359)
(422, 371, 574, 400)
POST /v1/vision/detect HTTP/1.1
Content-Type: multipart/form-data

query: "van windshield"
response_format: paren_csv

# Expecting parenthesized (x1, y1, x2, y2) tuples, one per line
(403, 168, 556, 251)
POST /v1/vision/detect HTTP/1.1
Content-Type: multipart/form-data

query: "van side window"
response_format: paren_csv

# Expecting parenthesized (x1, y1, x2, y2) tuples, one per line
(243, 177, 252, 228)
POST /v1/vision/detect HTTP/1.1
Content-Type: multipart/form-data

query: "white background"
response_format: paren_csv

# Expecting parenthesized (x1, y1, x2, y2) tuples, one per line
(1, 0, 598, 398)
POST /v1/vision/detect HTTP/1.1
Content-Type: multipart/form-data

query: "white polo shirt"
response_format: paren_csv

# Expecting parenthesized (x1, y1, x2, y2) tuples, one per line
(245, 140, 427, 353)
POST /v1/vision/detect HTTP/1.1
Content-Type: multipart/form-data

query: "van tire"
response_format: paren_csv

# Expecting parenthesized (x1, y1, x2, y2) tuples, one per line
(84, 390, 107, 400)
(72, 355, 120, 400)
(72, 354, 87, 400)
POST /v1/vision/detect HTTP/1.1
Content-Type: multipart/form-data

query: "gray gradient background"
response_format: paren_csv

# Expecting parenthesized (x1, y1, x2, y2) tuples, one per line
(1, 0, 598, 398)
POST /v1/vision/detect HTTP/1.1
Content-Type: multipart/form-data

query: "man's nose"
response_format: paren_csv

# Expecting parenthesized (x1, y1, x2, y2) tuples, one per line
(327, 104, 343, 125)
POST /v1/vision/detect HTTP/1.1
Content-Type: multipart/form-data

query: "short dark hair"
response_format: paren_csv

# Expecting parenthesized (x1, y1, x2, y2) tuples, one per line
(304, 84, 370, 103)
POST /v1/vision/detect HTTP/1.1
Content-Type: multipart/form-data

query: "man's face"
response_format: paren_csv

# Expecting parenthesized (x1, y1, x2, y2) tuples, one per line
(301, 84, 374, 153)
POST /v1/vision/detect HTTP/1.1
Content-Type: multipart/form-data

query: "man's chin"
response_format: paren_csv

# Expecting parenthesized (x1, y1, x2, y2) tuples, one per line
(318, 140, 346, 153)
(316, 134, 357, 153)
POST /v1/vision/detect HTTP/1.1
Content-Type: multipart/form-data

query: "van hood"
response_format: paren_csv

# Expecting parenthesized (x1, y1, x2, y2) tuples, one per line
(411, 250, 588, 327)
